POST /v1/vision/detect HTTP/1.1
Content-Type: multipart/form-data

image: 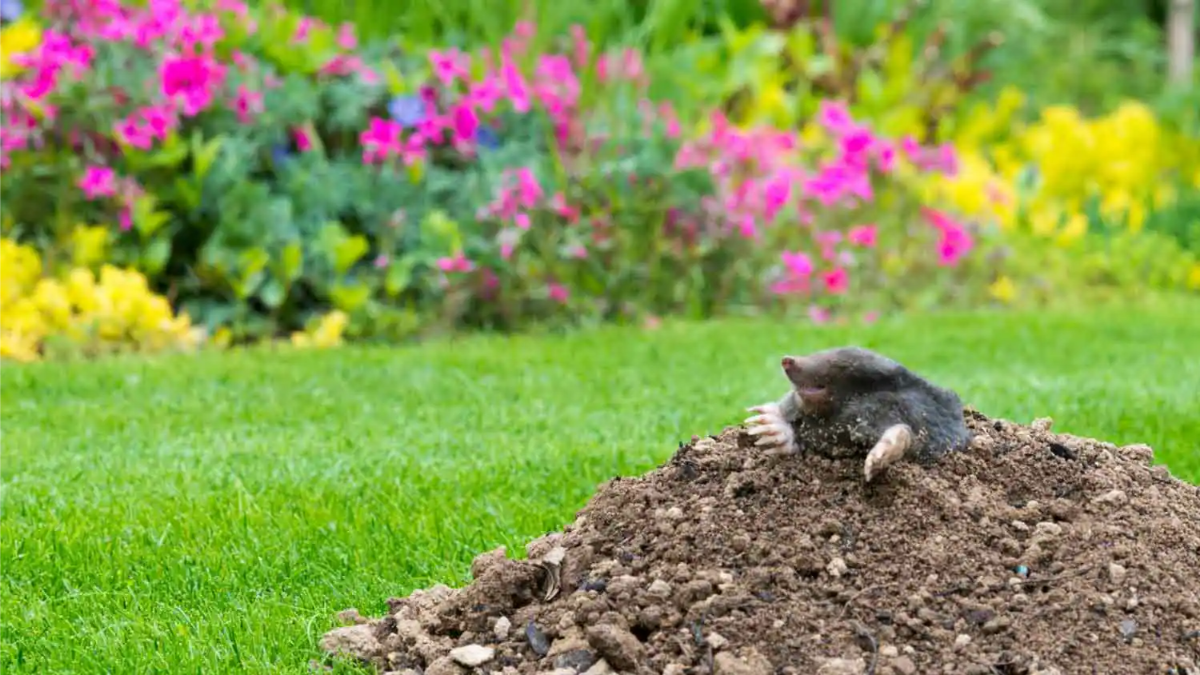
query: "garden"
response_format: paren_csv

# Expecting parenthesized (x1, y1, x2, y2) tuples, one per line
(1, 0, 1199, 672)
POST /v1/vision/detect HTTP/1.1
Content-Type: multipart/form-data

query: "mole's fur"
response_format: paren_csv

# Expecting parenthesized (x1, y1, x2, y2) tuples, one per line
(745, 346, 972, 479)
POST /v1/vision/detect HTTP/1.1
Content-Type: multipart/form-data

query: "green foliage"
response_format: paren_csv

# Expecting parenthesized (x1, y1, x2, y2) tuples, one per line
(996, 226, 1200, 307)
(658, 8, 1000, 141)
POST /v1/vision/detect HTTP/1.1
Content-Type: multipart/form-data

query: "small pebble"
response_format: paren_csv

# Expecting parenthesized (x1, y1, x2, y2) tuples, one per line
(954, 634, 972, 649)
(879, 645, 899, 658)
(1108, 563, 1127, 584)
(449, 644, 495, 667)
(647, 579, 673, 599)
(1034, 521, 1062, 537)
(493, 616, 511, 641)
(1092, 489, 1128, 506)
(826, 557, 849, 578)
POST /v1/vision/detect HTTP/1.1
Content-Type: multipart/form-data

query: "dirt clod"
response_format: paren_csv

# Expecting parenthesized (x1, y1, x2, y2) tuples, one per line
(323, 411, 1200, 674)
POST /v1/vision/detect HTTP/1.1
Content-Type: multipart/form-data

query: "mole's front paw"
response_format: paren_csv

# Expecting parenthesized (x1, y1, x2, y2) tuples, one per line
(745, 403, 798, 454)
(863, 423, 913, 482)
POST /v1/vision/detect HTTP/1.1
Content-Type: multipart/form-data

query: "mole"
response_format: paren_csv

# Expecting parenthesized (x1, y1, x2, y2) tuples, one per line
(743, 346, 972, 482)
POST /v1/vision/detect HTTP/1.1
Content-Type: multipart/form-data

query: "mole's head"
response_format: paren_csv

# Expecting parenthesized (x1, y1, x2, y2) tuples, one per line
(780, 346, 910, 414)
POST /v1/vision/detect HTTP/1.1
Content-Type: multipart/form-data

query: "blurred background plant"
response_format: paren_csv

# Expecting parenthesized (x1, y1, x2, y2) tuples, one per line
(1, 0, 1196, 362)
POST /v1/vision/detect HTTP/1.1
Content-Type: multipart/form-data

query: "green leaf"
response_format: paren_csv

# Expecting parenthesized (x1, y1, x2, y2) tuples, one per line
(421, 210, 463, 254)
(333, 235, 369, 274)
(238, 247, 271, 280)
(192, 133, 224, 181)
(132, 195, 171, 237)
(174, 177, 202, 211)
(330, 282, 371, 312)
(259, 278, 286, 309)
(141, 236, 172, 275)
(384, 257, 416, 296)
(147, 133, 190, 168)
(383, 61, 407, 94)
(278, 242, 304, 284)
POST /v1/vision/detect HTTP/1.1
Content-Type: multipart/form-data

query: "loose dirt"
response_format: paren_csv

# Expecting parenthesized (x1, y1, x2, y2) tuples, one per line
(320, 410, 1200, 675)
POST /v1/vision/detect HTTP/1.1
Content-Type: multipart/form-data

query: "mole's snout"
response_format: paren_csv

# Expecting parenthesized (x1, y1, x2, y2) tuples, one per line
(782, 356, 797, 370)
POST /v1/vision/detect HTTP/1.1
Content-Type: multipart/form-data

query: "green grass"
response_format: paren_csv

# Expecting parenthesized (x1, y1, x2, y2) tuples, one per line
(3, 303, 1199, 674)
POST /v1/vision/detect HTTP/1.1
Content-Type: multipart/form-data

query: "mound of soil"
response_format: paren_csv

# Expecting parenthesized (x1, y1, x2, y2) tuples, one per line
(321, 410, 1200, 675)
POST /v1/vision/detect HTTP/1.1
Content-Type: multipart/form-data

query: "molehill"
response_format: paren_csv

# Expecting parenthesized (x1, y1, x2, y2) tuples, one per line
(320, 410, 1200, 675)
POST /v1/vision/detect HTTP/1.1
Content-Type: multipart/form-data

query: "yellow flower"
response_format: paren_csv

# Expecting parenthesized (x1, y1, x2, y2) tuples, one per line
(1188, 263, 1200, 291)
(0, 18, 42, 80)
(1055, 213, 1088, 247)
(291, 310, 349, 349)
(31, 279, 71, 329)
(0, 333, 40, 362)
(988, 275, 1016, 304)
(0, 238, 204, 362)
(70, 225, 110, 267)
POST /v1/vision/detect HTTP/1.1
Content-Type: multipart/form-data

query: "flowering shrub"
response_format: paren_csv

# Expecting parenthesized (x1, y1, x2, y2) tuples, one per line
(0, 0, 989, 361)
(925, 89, 1200, 302)
(0, 237, 202, 361)
(939, 92, 1200, 239)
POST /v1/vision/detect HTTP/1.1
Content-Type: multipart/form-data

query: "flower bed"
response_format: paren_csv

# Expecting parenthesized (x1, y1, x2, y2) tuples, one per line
(0, 0, 1001, 361)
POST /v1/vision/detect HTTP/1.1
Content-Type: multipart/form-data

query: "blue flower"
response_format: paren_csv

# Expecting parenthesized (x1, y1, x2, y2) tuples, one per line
(475, 125, 500, 150)
(388, 95, 425, 128)
(0, 0, 23, 22)
(271, 143, 291, 168)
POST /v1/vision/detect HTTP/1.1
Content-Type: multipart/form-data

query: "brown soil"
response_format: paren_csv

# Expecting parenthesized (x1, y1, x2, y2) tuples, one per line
(320, 410, 1200, 675)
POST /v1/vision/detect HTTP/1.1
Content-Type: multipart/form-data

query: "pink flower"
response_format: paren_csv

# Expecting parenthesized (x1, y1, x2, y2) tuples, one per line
(501, 58, 531, 112)
(436, 253, 474, 273)
(337, 22, 357, 50)
(78, 166, 116, 199)
(817, 100, 855, 136)
(294, 127, 314, 152)
(822, 267, 849, 295)
(875, 142, 897, 173)
(451, 104, 478, 145)
(547, 282, 569, 304)
(847, 224, 877, 248)
(514, 212, 531, 230)
(781, 251, 813, 277)
(763, 175, 791, 222)
(232, 85, 264, 124)
(922, 208, 975, 266)
(160, 53, 226, 116)
(862, 311, 880, 324)
(119, 207, 133, 231)
(359, 117, 402, 163)
(736, 214, 758, 239)
(660, 102, 681, 138)
(292, 17, 314, 43)
(514, 168, 543, 207)
(114, 116, 154, 150)
(373, 254, 389, 268)
(550, 192, 579, 223)
(569, 24, 590, 70)
(815, 230, 842, 260)
(467, 75, 503, 112)
(429, 48, 469, 87)
(808, 305, 831, 324)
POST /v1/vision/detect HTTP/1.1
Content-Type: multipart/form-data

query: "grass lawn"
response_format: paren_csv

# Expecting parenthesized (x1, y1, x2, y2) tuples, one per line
(2, 301, 1198, 673)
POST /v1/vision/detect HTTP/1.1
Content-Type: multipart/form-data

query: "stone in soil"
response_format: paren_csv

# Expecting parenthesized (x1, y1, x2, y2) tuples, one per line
(319, 410, 1200, 674)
